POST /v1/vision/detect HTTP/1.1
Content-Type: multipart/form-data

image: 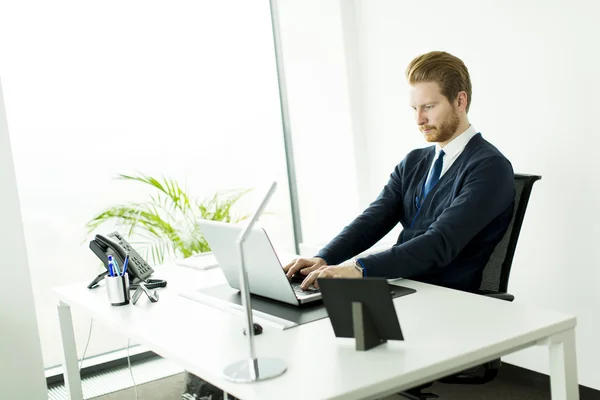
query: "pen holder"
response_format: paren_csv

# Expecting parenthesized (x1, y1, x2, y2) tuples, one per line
(106, 273, 130, 306)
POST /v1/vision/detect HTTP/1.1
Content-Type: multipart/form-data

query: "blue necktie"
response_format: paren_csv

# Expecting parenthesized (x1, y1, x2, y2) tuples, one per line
(423, 150, 445, 198)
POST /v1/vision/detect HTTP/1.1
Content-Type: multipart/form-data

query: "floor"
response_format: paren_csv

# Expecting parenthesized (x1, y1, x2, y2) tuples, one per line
(90, 374, 185, 400)
(89, 366, 600, 400)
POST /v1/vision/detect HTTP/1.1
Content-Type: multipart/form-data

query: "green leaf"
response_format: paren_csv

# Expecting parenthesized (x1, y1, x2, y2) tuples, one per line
(86, 173, 252, 267)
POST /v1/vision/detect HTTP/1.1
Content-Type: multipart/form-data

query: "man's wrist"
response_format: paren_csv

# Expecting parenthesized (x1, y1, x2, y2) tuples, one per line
(352, 258, 364, 277)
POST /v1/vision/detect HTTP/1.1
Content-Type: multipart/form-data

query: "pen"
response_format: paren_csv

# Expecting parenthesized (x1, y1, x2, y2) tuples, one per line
(113, 258, 121, 276)
(122, 254, 129, 277)
(107, 255, 115, 277)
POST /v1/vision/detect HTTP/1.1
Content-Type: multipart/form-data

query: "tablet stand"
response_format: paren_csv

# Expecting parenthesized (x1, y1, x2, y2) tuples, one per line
(352, 301, 387, 351)
(318, 278, 409, 352)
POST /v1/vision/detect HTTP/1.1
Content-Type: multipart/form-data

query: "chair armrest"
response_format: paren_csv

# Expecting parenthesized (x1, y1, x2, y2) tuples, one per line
(478, 290, 515, 302)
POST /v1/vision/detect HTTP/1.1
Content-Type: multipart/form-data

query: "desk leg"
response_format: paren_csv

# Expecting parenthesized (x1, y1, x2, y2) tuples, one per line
(547, 329, 579, 400)
(58, 301, 84, 400)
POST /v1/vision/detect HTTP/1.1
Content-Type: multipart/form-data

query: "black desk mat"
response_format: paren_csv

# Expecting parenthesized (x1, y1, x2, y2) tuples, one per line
(198, 283, 416, 327)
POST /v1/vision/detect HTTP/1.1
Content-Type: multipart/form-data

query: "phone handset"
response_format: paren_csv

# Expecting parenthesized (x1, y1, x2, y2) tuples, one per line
(89, 231, 154, 284)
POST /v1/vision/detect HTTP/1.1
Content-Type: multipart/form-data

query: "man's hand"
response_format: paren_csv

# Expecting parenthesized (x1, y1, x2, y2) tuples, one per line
(284, 257, 327, 278)
(300, 261, 362, 290)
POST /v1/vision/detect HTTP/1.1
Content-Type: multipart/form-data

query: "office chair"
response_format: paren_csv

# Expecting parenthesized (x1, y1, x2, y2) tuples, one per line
(399, 173, 542, 400)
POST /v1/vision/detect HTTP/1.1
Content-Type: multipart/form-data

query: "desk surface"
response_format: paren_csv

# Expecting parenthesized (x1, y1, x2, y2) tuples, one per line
(54, 261, 576, 400)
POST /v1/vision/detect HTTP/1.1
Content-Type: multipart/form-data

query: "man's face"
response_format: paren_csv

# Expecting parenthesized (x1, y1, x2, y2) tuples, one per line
(409, 81, 460, 144)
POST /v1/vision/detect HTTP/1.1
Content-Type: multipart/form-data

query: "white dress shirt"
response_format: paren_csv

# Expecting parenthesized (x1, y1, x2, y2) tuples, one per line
(426, 125, 478, 181)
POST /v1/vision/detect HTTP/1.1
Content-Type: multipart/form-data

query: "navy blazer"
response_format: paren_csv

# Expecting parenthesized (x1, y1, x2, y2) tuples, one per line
(316, 133, 515, 292)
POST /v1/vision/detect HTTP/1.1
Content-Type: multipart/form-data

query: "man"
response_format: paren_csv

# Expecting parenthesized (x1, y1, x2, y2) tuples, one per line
(284, 51, 515, 293)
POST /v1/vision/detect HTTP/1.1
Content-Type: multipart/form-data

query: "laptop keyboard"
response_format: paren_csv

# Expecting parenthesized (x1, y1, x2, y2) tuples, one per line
(290, 281, 320, 298)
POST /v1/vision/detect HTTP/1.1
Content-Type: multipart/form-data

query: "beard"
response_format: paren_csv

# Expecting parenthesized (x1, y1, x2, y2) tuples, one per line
(421, 108, 460, 143)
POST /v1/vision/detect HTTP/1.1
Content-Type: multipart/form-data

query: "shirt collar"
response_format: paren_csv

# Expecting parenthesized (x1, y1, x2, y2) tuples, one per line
(435, 125, 478, 159)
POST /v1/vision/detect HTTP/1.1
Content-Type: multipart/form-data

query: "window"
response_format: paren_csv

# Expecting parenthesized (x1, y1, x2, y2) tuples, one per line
(0, 1, 294, 368)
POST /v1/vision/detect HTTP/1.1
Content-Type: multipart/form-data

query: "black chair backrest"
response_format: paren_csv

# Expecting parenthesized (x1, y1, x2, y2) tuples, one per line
(479, 174, 541, 293)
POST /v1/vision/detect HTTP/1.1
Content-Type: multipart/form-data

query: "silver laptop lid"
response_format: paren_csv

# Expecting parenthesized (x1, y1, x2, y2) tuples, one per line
(197, 220, 305, 305)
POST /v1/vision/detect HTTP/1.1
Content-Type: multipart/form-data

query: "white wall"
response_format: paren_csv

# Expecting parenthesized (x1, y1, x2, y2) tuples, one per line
(352, 0, 600, 390)
(0, 79, 47, 398)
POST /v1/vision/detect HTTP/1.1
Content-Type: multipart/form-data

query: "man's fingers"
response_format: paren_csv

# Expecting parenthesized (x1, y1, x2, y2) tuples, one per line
(302, 268, 333, 290)
(298, 265, 317, 276)
(313, 269, 334, 289)
(286, 259, 310, 277)
(283, 259, 298, 272)
(300, 269, 319, 290)
(286, 258, 327, 278)
(300, 264, 326, 275)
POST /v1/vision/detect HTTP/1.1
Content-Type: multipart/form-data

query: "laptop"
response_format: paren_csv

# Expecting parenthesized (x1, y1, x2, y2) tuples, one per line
(197, 220, 322, 305)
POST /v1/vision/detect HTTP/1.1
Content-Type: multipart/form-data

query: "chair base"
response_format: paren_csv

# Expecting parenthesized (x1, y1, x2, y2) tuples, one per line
(438, 358, 501, 385)
(397, 389, 439, 399)
(397, 358, 502, 399)
(398, 382, 439, 399)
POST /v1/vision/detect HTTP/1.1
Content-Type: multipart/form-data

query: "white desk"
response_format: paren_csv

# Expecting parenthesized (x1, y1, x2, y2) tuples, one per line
(54, 261, 579, 400)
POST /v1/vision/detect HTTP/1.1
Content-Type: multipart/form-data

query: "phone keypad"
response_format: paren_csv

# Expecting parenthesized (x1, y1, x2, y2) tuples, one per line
(108, 232, 153, 277)
(132, 257, 150, 274)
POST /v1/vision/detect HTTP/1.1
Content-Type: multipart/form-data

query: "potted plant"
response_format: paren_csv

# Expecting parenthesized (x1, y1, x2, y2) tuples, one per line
(86, 173, 250, 265)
